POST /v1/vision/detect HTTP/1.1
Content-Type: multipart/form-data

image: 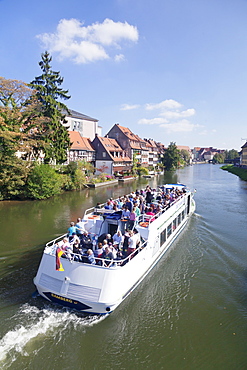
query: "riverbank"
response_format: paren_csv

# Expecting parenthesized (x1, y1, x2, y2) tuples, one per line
(221, 164, 247, 181)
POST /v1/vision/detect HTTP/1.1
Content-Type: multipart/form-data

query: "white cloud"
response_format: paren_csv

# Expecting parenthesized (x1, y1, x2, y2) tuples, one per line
(159, 120, 200, 133)
(37, 18, 139, 64)
(160, 108, 196, 120)
(115, 54, 125, 62)
(121, 104, 140, 111)
(138, 117, 168, 125)
(145, 99, 182, 111)
(138, 99, 198, 133)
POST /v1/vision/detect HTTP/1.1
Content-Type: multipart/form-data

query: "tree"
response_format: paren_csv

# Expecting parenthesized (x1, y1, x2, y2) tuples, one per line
(29, 51, 71, 164)
(225, 149, 239, 160)
(180, 149, 191, 165)
(0, 77, 32, 108)
(213, 152, 225, 163)
(0, 78, 51, 199)
(26, 164, 64, 199)
(163, 142, 181, 170)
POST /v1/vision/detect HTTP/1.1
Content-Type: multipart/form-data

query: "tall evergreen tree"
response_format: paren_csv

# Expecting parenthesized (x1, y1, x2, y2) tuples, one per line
(29, 51, 71, 164)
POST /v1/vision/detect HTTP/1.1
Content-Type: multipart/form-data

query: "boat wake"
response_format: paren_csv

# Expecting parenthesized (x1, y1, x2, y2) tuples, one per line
(0, 303, 105, 368)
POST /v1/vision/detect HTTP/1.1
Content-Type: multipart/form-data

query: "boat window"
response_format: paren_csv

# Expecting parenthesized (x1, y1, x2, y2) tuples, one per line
(167, 223, 172, 238)
(173, 219, 177, 230)
(177, 214, 181, 225)
(160, 228, 166, 247)
(181, 210, 185, 220)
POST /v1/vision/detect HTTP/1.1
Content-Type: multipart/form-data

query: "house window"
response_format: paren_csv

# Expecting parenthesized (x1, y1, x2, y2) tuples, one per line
(102, 152, 106, 157)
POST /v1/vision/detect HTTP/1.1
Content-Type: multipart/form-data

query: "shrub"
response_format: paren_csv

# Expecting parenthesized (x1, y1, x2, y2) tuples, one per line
(137, 166, 149, 175)
(26, 164, 63, 199)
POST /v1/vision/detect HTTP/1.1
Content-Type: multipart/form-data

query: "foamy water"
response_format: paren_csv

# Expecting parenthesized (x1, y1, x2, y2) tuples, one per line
(0, 303, 105, 368)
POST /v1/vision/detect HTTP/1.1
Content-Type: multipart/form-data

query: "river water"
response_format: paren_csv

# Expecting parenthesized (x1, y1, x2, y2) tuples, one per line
(0, 164, 247, 369)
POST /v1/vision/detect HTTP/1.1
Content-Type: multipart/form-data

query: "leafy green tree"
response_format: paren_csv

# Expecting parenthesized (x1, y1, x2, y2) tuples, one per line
(180, 149, 191, 165)
(26, 164, 63, 199)
(163, 142, 181, 170)
(213, 152, 225, 163)
(29, 51, 71, 164)
(131, 152, 138, 175)
(0, 157, 30, 200)
(225, 149, 239, 160)
(0, 78, 50, 199)
(137, 166, 149, 175)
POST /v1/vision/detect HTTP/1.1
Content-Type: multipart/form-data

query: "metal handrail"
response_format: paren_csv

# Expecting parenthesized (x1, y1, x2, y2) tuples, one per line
(61, 240, 148, 268)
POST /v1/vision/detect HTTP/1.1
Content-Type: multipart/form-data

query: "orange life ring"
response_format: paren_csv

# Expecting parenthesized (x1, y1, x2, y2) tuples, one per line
(88, 215, 99, 219)
(139, 222, 149, 228)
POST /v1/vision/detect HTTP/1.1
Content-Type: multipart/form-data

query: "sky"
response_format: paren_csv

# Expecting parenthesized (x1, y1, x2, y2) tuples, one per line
(1, 0, 247, 150)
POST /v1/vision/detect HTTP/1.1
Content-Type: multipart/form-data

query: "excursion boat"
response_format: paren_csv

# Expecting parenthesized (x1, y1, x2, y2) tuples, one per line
(33, 184, 196, 315)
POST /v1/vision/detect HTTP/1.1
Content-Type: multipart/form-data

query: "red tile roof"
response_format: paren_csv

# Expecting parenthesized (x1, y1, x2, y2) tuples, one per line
(69, 131, 94, 151)
(98, 136, 131, 162)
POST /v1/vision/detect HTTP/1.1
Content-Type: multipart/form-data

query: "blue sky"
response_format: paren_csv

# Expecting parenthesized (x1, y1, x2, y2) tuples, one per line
(1, 0, 247, 150)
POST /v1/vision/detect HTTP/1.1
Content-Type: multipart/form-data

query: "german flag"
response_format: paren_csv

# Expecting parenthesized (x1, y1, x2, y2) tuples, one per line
(56, 247, 65, 271)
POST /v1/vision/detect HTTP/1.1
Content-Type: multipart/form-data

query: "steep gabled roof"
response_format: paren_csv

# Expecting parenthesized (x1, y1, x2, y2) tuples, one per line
(177, 145, 191, 152)
(65, 109, 98, 122)
(97, 136, 131, 162)
(116, 124, 140, 142)
(69, 131, 95, 151)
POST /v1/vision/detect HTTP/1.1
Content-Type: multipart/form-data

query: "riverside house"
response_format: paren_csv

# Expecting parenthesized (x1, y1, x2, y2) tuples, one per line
(92, 135, 132, 176)
(68, 131, 95, 164)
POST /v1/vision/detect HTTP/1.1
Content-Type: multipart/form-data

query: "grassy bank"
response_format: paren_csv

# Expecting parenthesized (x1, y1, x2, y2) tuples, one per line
(221, 164, 247, 181)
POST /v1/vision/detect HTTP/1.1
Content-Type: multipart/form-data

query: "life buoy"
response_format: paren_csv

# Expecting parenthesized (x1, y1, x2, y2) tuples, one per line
(88, 215, 99, 219)
(139, 222, 149, 228)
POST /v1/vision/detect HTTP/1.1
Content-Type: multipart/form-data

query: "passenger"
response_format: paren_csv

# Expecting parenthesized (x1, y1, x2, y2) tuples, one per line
(125, 197, 133, 212)
(94, 242, 104, 258)
(127, 207, 136, 230)
(67, 222, 76, 238)
(75, 218, 87, 238)
(102, 239, 109, 250)
(104, 200, 113, 210)
(98, 233, 112, 244)
(134, 204, 141, 217)
(57, 237, 73, 260)
(112, 203, 118, 212)
(112, 230, 123, 250)
(139, 199, 145, 214)
(146, 207, 155, 221)
(80, 231, 93, 250)
(145, 186, 153, 204)
(117, 197, 124, 209)
(133, 229, 141, 250)
(94, 242, 104, 265)
(122, 230, 130, 254)
(127, 230, 136, 257)
(122, 206, 130, 219)
(102, 246, 115, 267)
(86, 249, 96, 265)
(109, 243, 118, 259)
(69, 232, 81, 253)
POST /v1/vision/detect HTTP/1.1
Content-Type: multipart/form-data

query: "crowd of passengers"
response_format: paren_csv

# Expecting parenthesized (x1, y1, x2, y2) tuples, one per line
(102, 185, 186, 223)
(57, 228, 141, 267)
(56, 185, 186, 267)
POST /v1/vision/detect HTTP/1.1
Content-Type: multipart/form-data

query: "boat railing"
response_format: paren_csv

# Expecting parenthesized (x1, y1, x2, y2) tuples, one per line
(61, 239, 148, 268)
(136, 193, 187, 228)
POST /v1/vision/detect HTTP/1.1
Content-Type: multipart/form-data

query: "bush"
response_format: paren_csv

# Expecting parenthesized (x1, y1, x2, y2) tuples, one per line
(26, 164, 63, 199)
(137, 166, 149, 175)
